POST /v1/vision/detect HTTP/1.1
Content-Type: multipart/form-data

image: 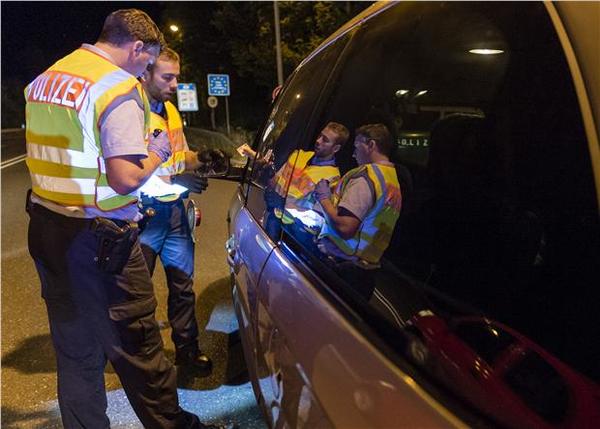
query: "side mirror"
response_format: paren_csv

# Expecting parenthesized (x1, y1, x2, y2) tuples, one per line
(196, 149, 230, 177)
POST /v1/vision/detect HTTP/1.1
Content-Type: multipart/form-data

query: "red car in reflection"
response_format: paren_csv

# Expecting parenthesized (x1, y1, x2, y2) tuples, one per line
(406, 311, 600, 429)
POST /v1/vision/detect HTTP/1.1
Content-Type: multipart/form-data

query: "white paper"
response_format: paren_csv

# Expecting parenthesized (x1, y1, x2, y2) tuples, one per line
(285, 208, 324, 230)
(138, 175, 188, 198)
(236, 143, 253, 157)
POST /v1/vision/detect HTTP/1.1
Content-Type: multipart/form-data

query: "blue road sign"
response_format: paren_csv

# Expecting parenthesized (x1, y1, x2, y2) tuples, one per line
(207, 74, 230, 96)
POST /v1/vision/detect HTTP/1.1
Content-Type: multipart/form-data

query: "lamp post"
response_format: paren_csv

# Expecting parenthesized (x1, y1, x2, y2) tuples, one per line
(273, 1, 284, 87)
(166, 23, 189, 125)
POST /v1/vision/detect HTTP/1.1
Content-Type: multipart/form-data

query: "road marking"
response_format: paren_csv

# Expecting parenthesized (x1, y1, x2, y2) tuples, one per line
(1, 154, 27, 169)
(373, 288, 405, 328)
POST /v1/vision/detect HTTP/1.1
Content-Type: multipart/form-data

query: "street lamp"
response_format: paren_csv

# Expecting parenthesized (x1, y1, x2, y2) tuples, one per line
(169, 24, 179, 33)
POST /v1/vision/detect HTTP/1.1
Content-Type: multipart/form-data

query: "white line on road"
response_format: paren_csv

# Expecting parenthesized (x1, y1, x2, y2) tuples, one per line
(1, 154, 27, 169)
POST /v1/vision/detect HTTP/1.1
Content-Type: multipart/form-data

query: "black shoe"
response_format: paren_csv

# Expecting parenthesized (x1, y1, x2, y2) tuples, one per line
(175, 349, 213, 376)
(184, 411, 225, 429)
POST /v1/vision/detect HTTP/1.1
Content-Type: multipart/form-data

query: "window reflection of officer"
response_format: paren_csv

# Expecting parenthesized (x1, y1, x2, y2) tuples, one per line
(315, 124, 402, 299)
(265, 122, 349, 240)
(24, 9, 213, 429)
(139, 47, 213, 374)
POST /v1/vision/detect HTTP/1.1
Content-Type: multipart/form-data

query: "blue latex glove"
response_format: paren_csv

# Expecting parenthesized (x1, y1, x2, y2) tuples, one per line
(313, 179, 332, 202)
(147, 129, 172, 163)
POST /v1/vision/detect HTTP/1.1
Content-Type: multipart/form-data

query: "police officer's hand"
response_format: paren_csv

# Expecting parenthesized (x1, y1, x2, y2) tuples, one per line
(147, 129, 172, 163)
(171, 172, 209, 194)
(314, 179, 332, 202)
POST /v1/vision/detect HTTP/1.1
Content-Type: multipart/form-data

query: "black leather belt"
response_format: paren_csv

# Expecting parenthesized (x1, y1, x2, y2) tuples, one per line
(27, 201, 130, 229)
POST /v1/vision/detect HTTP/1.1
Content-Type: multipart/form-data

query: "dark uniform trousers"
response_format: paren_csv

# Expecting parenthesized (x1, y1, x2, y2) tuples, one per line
(27, 203, 198, 429)
(139, 198, 199, 355)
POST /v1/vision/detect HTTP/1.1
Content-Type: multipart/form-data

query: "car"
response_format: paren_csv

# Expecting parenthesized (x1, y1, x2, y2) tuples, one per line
(222, 1, 600, 427)
(406, 311, 600, 429)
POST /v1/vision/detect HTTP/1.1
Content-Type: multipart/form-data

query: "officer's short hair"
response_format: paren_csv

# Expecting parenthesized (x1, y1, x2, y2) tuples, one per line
(98, 9, 165, 51)
(356, 123, 393, 157)
(147, 47, 180, 72)
(158, 47, 180, 63)
(325, 122, 350, 148)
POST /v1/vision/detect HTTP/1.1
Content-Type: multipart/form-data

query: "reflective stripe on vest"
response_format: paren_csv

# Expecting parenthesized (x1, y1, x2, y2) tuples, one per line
(320, 163, 401, 264)
(274, 150, 340, 212)
(152, 101, 186, 177)
(25, 47, 150, 211)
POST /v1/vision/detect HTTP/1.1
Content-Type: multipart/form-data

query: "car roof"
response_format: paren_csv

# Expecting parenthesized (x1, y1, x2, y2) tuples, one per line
(298, 1, 396, 69)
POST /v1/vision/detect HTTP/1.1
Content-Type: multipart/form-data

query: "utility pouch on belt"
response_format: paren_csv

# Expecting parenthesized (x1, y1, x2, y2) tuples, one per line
(186, 199, 198, 244)
(91, 217, 138, 274)
(25, 189, 33, 215)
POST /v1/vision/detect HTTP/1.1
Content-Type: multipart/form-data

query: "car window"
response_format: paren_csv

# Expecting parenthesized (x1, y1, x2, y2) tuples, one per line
(244, 35, 350, 240)
(281, 2, 600, 425)
(503, 352, 570, 423)
(453, 321, 514, 365)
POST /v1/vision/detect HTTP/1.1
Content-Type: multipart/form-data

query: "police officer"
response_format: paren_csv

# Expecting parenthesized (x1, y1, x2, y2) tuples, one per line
(25, 9, 214, 429)
(314, 124, 402, 299)
(264, 122, 349, 239)
(272, 122, 349, 215)
(139, 47, 212, 374)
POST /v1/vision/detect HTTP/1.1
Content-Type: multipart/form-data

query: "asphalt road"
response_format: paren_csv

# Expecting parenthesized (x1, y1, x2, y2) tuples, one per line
(1, 132, 266, 428)
(1, 129, 26, 163)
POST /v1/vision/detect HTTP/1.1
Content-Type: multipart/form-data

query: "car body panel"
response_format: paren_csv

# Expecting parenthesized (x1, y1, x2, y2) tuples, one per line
(227, 186, 275, 413)
(255, 244, 465, 428)
(548, 1, 600, 208)
(227, 2, 600, 428)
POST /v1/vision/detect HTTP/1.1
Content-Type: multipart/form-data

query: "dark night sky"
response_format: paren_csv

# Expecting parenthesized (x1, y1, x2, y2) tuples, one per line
(2, 2, 168, 84)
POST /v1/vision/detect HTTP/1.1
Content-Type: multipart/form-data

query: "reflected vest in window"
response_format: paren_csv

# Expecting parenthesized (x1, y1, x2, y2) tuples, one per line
(320, 163, 402, 264)
(25, 47, 150, 211)
(151, 101, 186, 177)
(274, 149, 340, 210)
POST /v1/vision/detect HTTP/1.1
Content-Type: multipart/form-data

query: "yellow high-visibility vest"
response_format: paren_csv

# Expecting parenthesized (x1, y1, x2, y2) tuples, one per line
(151, 101, 186, 177)
(25, 47, 150, 211)
(320, 163, 402, 265)
(274, 150, 340, 210)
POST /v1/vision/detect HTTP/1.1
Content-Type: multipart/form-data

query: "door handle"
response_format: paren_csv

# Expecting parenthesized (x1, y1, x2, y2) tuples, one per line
(226, 234, 240, 273)
(226, 234, 237, 258)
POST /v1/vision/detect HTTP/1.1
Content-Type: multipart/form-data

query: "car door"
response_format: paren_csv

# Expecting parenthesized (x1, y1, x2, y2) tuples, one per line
(257, 241, 463, 428)
(254, 1, 600, 428)
(228, 31, 352, 423)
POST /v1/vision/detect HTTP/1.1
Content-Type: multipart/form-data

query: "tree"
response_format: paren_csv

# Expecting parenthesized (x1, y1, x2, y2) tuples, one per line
(160, 1, 371, 130)
(2, 79, 26, 128)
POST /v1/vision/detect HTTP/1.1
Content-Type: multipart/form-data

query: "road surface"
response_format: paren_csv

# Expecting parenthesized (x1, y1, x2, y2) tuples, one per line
(1, 130, 266, 428)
